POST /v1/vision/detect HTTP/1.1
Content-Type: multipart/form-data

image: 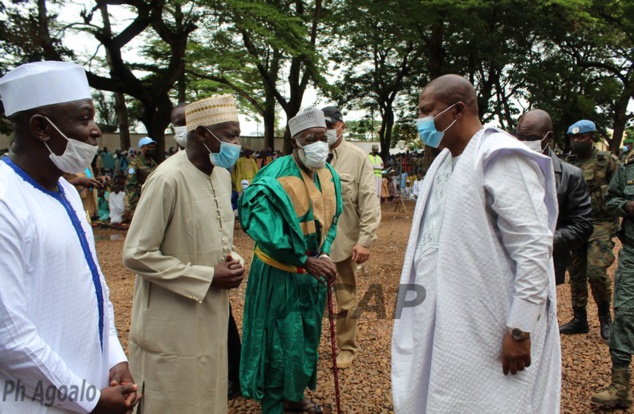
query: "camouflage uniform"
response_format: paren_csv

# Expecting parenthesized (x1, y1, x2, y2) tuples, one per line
(567, 148, 619, 308)
(590, 152, 634, 408)
(126, 154, 157, 214)
(619, 151, 629, 164)
(606, 154, 634, 363)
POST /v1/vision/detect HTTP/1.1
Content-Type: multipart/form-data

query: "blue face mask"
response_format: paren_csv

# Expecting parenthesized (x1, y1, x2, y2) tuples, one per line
(204, 128, 241, 169)
(416, 103, 458, 148)
(623, 146, 630, 153)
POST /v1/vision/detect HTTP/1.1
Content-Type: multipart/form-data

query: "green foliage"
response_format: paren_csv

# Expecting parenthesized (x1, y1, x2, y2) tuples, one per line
(92, 91, 118, 132)
(344, 118, 377, 141)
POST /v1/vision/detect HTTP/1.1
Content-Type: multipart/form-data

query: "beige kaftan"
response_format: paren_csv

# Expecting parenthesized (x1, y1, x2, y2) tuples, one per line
(123, 150, 240, 414)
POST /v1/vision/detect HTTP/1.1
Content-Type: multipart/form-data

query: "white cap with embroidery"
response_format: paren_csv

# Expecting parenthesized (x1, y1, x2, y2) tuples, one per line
(288, 108, 326, 137)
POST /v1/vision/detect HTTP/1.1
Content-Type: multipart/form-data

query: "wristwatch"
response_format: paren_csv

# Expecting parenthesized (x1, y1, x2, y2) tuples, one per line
(510, 328, 530, 341)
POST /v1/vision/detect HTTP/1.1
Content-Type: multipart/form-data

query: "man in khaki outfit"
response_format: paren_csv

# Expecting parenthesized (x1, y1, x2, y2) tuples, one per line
(322, 106, 381, 368)
(123, 95, 246, 413)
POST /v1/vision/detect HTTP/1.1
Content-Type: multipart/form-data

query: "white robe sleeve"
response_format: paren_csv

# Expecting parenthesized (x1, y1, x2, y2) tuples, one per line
(0, 214, 100, 413)
(104, 282, 128, 369)
(483, 152, 552, 334)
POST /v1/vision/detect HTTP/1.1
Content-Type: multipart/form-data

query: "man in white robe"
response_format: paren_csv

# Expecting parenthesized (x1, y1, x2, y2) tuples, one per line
(391, 75, 561, 413)
(123, 94, 245, 413)
(0, 61, 139, 413)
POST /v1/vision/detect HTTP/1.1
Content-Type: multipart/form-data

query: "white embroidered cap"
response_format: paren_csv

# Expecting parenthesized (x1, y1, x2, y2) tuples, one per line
(186, 94, 239, 132)
(0, 61, 91, 116)
(288, 108, 326, 137)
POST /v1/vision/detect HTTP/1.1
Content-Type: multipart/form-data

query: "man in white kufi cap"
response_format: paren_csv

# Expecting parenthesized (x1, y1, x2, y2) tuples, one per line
(238, 108, 343, 413)
(123, 94, 246, 413)
(0, 61, 140, 413)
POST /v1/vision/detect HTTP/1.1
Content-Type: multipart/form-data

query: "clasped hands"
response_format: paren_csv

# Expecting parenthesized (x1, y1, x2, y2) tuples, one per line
(91, 362, 141, 414)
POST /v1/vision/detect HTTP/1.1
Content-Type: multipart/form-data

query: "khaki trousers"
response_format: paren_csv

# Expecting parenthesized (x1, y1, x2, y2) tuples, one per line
(334, 256, 358, 355)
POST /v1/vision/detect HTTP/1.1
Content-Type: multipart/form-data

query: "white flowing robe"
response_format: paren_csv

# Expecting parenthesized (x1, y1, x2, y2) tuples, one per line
(0, 157, 127, 414)
(392, 128, 561, 414)
(108, 191, 125, 224)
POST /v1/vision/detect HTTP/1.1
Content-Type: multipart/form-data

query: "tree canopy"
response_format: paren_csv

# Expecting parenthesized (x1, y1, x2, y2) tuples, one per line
(0, 0, 632, 158)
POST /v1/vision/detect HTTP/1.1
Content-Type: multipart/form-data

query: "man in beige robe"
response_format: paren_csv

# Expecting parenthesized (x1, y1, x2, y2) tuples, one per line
(123, 94, 246, 413)
(322, 106, 381, 369)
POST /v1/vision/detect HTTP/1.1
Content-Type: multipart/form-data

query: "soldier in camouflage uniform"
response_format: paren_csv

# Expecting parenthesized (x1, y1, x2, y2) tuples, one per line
(126, 136, 158, 215)
(560, 120, 619, 340)
(619, 139, 633, 164)
(591, 151, 634, 408)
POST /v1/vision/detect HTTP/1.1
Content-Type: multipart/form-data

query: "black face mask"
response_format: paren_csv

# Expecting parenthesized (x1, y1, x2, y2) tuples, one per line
(144, 149, 156, 157)
(571, 141, 592, 154)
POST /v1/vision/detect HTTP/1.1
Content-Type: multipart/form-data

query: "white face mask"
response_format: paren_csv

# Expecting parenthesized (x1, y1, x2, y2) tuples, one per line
(297, 140, 329, 169)
(326, 125, 343, 146)
(173, 125, 188, 148)
(43, 116, 98, 174)
(523, 131, 549, 153)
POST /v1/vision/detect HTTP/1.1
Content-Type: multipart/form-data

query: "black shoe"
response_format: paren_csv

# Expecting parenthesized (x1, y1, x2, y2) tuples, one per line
(598, 302, 613, 340)
(559, 307, 590, 335)
(228, 380, 241, 400)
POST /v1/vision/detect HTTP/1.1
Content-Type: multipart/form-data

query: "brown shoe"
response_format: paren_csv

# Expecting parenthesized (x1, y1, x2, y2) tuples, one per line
(591, 368, 632, 408)
(336, 351, 355, 369)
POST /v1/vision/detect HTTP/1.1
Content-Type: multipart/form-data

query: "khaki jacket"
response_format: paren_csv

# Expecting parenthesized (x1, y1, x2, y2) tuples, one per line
(329, 139, 381, 262)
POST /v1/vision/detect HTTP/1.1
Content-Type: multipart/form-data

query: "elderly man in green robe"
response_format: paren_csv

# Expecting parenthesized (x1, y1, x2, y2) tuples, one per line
(239, 108, 343, 414)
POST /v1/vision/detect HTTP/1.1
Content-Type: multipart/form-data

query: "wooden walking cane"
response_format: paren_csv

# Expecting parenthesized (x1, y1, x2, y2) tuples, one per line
(327, 281, 343, 413)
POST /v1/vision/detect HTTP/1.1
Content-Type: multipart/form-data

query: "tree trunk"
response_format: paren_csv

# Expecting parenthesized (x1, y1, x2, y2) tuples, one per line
(610, 91, 631, 153)
(177, 71, 186, 103)
(114, 92, 130, 150)
(427, 21, 445, 80)
(282, 84, 304, 155)
(263, 95, 276, 150)
(379, 104, 394, 166)
(283, 127, 293, 155)
(99, 4, 129, 150)
(142, 94, 172, 162)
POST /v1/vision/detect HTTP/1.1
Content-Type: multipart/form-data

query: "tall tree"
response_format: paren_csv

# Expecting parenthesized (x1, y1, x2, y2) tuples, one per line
(558, 0, 634, 151)
(0, 0, 199, 158)
(210, 0, 330, 153)
(331, 0, 423, 162)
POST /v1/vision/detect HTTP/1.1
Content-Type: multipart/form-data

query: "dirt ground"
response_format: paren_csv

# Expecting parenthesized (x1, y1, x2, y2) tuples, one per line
(96, 201, 627, 413)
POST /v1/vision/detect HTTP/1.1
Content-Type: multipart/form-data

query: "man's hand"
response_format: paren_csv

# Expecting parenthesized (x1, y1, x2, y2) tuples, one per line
(304, 256, 337, 284)
(501, 331, 531, 375)
(108, 362, 141, 414)
(625, 201, 634, 216)
(109, 362, 133, 386)
(351, 244, 371, 264)
(211, 255, 245, 289)
(68, 176, 102, 189)
(91, 383, 139, 414)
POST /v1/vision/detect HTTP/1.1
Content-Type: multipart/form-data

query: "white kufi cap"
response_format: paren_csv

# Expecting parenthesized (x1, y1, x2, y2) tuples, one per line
(288, 108, 326, 137)
(0, 61, 91, 116)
